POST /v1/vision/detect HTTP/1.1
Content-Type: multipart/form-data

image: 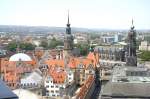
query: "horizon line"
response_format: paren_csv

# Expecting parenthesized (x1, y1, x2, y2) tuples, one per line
(0, 24, 149, 30)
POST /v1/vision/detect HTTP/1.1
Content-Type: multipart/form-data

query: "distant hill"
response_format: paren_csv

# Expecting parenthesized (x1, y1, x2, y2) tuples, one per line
(0, 25, 98, 34)
(0, 25, 149, 34)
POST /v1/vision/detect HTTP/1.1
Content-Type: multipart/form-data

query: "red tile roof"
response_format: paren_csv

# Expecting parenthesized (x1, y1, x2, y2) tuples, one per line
(45, 52, 99, 70)
(48, 67, 67, 84)
(76, 75, 95, 99)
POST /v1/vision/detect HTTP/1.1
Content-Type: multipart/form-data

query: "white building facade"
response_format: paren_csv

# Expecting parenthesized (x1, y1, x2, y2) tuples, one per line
(139, 41, 150, 51)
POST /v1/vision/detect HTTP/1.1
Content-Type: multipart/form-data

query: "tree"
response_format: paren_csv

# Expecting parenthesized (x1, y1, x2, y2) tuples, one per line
(7, 42, 17, 52)
(48, 38, 63, 49)
(40, 40, 48, 49)
(139, 51, 150, 61)
(20, 43, 35, 50)
(7, 42, 35, 51)
(75, 43, 90, 56)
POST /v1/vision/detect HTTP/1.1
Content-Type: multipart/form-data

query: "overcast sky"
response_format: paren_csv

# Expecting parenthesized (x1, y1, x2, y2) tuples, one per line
(0, 0, 149, 29)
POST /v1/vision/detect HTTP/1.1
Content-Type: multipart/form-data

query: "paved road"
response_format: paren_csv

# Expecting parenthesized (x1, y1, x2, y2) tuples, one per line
(91, 80, 101, 99)
(91, 67, 102, 99)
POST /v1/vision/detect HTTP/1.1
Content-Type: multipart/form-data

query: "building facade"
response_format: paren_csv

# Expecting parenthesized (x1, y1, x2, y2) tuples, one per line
(139, 41, 150, 51)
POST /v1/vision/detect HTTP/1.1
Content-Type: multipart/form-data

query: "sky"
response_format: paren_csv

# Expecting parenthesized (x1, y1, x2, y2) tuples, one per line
(0, 0, 149, 29)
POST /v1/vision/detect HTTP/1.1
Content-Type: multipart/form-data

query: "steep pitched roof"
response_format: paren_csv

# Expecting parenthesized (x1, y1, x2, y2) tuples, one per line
(87, 52, 99, 67)
(76, 75, 94, 99)
(45, 59, 65, 68)
(48, 67, 67, 84)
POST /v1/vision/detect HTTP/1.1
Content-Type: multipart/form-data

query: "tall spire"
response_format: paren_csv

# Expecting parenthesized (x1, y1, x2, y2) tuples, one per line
(132, 18, 133, 26)
(67, 10, 70, 27)
(131, 18, 134, 29)
(126, 18, 137, 66)
(66, 10, 71, 34)
(63, 10, 73, 59)
(68, 10, 70, 24)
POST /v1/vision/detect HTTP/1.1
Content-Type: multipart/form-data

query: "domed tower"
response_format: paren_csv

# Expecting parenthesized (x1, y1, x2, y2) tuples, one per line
(63, 12, 74, 59)
(126, 19, 137, 66)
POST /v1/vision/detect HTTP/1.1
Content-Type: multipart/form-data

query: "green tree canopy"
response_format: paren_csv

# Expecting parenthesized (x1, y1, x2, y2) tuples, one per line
(20, 43, 35, 50)
(39, 38, 63, 49)
(7, 42, 17, 52)
(48, 38, 63, 49)
(40, 40, 48, 49)
(7, 42, 35, 51)
(139, 51, 150, 61)
(75, 43, 90, 56)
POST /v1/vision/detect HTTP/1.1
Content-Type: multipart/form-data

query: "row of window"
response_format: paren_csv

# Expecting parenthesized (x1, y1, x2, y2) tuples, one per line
(21, 83, 38, 87)
(46, 80, 64, 83)
(46, 90, 59, 93)
(126, 71, 147, 76)
(46, 81, 53, 83)
(7, 83, 16, 87)
(46, 85, 59, 88)
(46, 93, 59, 97)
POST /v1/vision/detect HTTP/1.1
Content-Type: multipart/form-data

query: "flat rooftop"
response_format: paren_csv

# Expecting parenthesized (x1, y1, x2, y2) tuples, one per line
(101, 82, 150, 98)
(112, 76, 150, 83)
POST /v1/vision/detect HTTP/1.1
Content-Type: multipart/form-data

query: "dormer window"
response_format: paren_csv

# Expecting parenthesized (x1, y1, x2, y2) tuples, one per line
(87, 64, 93, 70)
(78, 64, 84, 69)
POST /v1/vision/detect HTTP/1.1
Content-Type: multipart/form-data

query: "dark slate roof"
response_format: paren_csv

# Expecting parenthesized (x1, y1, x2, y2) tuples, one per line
(0, 79, 18, 99)
(101, 82, 150, 98)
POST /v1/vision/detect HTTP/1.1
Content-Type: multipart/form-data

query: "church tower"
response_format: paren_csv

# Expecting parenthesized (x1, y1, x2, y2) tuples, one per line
(125, 19, 137, 66)
(63, 12, 74, 59)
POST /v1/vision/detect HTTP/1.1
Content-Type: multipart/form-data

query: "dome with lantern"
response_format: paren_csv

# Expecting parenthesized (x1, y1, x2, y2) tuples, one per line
(9, 53, 32, 62)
